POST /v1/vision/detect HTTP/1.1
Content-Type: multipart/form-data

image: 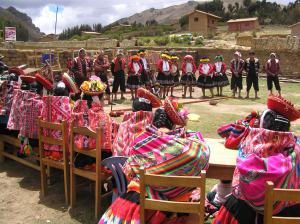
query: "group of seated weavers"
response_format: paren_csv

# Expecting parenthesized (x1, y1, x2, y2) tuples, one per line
(1, 57, 300, 223)
(99, 94, 300, 224)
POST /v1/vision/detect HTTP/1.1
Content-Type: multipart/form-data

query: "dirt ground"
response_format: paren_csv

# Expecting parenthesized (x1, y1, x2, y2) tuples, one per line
(0, 82, 299, 224)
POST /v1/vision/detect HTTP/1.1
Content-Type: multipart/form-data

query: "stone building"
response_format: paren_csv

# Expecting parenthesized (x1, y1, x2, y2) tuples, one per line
(227, 17, 260, 32)
(187, 10, 220, 37)
(289, 22, 300, 37)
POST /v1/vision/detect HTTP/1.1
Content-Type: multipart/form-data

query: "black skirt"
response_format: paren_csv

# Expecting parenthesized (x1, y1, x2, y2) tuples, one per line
(171, 72, 180, 86)
(157, 72, 173, 86)
(197, 75, 214, 88)
(181, 73, 196, 86)
(140, 70, 151, 86)
(127, 75, 140, 89)
(213, 73, 230, 87)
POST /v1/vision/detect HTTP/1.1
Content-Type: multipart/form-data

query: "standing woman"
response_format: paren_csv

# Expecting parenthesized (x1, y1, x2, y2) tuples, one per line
(170, 53, 180, 97)
(181, 55, 197, 98)
(138, 49, 151, 89)
(156, 53, 172, 99)
(213, 55, 229, 96)
(197, 57, 214, 98)
(127, 55, 143, 100)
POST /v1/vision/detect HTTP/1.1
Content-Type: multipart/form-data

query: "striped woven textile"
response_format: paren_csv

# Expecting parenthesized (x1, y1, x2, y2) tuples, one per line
(125, 126, 210, 200)
(112, 111, 153, 156)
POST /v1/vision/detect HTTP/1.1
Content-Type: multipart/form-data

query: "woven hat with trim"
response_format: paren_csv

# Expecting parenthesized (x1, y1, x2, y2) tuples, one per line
(137, 87, 162, 108)
(164, 97, 188, 126)
(267, 95, 300, 122)
(184, 55, 194, 61)
(35, 73, 53, 90)
(62, 72, 79, 94)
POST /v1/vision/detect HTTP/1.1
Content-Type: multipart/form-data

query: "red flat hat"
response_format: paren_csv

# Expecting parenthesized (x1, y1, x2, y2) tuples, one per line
(164, 97, 185, 126)
(20, 75, 36, 83)
(137, 87, 162, 108)
(184, 55, 194, 61)
(35, 73, 53, 90)
(62, 72, 79, 94)
(267, 95, 300, 121)
(8, 67, 25, 76)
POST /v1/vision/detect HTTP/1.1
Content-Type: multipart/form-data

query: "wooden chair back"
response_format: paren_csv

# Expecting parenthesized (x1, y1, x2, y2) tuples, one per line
(140, 169, 206, 224)
(264, 181, 300, 224)
(69, 120, 102, 219)
(38, 117, 69, 204)
(38, 118, 68, 162)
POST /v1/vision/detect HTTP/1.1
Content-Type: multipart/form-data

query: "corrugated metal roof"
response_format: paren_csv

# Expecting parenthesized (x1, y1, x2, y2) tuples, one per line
(227, 17, 258, 23)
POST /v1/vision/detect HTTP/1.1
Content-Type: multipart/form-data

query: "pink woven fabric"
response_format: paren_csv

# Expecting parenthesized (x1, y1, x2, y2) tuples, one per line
(233, 128, 299, 214)
(41, 96, 72, 154)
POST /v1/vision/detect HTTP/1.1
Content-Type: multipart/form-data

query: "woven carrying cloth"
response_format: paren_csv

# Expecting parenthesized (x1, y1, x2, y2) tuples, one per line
(41, 96, 72, 159)
(112, 111, 153, 156)
(19, 95, 43, 139)
(7, 90, 41, 132)
(232, 128, 300, 214)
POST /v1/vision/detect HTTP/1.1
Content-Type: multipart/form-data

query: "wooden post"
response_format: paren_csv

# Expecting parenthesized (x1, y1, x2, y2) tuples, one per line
(264, 181, 274, 224)
(139, 168, 145, 224)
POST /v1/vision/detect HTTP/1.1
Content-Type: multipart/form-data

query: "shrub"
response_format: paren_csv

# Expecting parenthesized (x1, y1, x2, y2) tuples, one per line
(154, 36, 170, 46)
(195, 37, 204, 46)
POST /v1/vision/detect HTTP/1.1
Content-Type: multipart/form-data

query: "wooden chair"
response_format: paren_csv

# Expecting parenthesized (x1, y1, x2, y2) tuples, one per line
(140, 169, 206, 224)
(70, 121, 108, 219)
(264, 181, 300, 224)
(38, 118, 69, 205)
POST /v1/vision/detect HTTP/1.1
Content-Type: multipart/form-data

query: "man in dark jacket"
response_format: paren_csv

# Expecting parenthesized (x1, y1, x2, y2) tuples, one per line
(244, 51, 260, 99)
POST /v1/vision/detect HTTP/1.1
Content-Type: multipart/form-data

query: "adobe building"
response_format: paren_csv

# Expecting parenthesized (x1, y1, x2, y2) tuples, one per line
(289, 22, 300, 36)
(188, 10, 221, 37)
(227, 17, 260, 32)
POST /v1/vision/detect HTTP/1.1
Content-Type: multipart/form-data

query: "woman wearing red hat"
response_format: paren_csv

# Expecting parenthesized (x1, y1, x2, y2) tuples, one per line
(212, 95, 300, 224)
(100, 97, 210, 224)
(127, 55, 143, 99)
(181, 55, 197, 98)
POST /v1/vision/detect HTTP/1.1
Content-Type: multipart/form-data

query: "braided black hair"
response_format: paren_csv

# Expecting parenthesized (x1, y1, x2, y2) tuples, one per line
(132, 98, 152, 112)
(152, 108, 174, 129)
(261, 110, 290, 132)
(53, 85, 69, 96)
(82, 93, 104, 108)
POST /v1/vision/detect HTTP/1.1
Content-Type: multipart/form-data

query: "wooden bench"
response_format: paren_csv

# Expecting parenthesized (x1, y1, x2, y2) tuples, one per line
(0, 134, 40, 171)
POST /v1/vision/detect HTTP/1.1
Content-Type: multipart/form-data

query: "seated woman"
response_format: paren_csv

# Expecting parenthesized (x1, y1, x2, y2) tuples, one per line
(99, 97, 210, 224)
(213, 95, 300, 224)
(41, 81, 72, 160)
(113, 87, 161, 156)
(7, 76, 44, 157)
(72, 77, 118, 169)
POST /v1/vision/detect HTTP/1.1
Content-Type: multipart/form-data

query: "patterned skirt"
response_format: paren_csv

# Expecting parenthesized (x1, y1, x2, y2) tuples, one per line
(172, 74, 180, 86)
(127, 75, 141, 89)
(181, 73, 196, 86)
(99, 191, 190, 224)
(157, 72, 173, 86)
(213, 73, 230, 87)
(197, 75, 214, 88)
(140, 70, 151, 86)
(213, 195, 300, 224)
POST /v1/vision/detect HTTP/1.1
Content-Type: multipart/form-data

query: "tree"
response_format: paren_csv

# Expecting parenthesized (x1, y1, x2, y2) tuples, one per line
(179, 15, 189, 28)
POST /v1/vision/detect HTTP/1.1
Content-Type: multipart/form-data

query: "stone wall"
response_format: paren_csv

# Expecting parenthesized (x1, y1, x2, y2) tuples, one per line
(252, 36, 300, 51)
(1, 47, 300, 78)
(0, 38, 137, 50)
(236, 36, 253, 47)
